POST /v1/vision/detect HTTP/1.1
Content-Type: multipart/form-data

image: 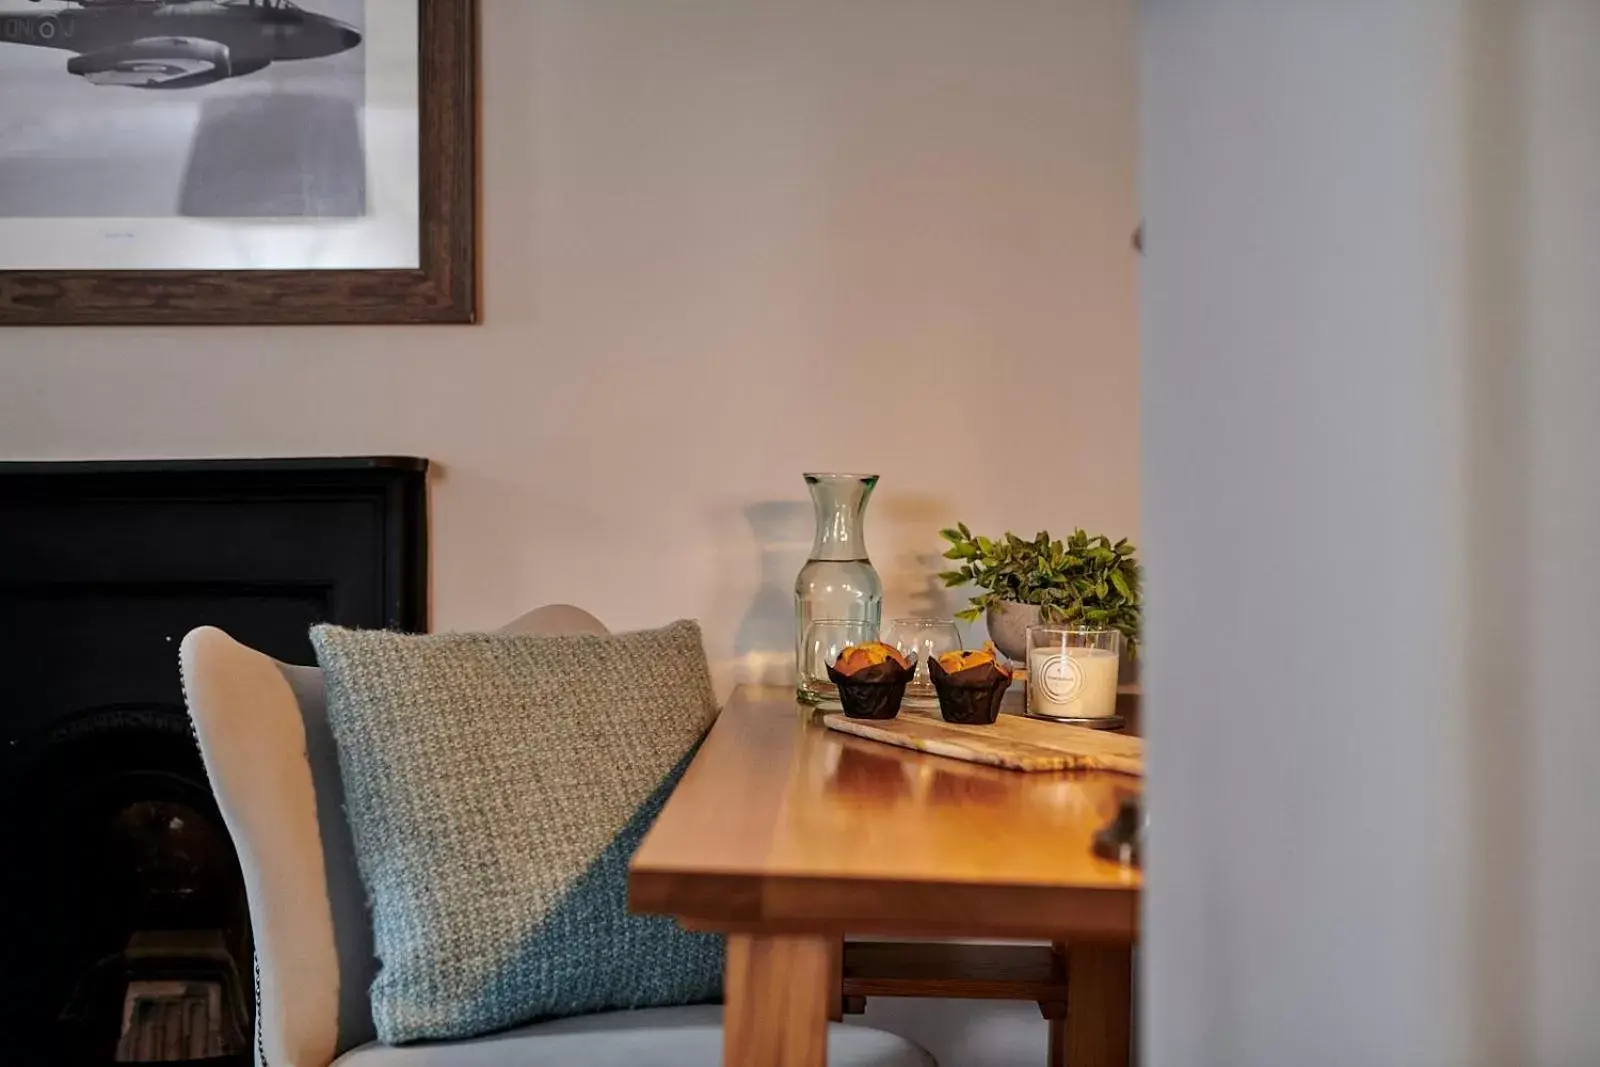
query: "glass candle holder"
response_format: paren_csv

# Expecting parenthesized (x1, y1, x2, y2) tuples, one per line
(800, 618, 878, 708)
(1025, 626, 1123, 728)
(882, 617, 963, 708)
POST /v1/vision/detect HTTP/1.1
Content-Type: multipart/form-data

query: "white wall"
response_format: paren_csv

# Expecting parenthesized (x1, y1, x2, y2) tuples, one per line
(0, 0, 1139, 699)
(1143, 2, 1600, 1064)
(1, 3, 1138, 1063)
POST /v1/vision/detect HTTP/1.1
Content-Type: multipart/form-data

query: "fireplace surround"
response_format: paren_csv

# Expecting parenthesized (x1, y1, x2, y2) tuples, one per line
(0, 457, 427, 1066)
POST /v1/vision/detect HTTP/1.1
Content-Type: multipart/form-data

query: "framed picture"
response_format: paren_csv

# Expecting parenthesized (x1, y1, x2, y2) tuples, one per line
(0, 0, 477, 325)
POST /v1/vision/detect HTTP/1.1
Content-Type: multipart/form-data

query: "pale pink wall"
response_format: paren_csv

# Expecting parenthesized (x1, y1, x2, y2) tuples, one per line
(0, 0, 1138, 696)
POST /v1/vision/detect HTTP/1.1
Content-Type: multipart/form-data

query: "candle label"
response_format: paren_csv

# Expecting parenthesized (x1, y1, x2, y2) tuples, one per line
(1035, 652, 1085, 704)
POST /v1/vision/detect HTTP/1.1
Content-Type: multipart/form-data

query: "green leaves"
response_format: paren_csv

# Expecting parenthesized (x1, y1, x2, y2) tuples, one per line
(942, 540, 980, 561)
(936, 525, 1143, 654)
(1110, 570, 1133, 600)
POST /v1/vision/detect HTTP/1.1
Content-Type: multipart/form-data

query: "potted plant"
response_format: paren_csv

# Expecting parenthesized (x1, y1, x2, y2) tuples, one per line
(938, 525, 1142, 663)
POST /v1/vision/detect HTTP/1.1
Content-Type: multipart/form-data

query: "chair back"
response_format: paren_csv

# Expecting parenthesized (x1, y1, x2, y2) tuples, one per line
(180, 606, 609, 1066)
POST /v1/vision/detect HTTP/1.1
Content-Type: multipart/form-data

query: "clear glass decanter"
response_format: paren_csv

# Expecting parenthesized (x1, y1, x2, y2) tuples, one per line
(794, 473, 884, 704)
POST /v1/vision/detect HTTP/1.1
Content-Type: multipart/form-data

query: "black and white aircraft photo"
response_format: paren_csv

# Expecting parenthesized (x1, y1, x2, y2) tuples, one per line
(0, 0, 372, 220)
(0, 0, 362, 89)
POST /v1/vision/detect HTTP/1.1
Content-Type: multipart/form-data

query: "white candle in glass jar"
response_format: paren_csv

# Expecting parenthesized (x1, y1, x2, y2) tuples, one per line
(1028, 646, 1120, 720)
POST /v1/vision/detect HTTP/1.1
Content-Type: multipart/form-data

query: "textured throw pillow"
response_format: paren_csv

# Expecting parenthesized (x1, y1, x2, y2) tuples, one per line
(309, 620, 724, 1045)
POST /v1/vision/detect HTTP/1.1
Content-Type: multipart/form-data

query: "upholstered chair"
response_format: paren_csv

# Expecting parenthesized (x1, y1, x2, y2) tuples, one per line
(179, 607, 932, 1067)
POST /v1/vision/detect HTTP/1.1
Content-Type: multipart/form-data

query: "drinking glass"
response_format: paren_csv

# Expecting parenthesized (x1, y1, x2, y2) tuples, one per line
(1025, 626, 1124, 728)
(882, 617, 963, 707)
(800, 619, 878, 708)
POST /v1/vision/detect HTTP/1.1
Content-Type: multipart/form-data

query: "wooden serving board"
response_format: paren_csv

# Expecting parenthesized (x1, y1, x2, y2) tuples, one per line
(823, 709, 1143, 776)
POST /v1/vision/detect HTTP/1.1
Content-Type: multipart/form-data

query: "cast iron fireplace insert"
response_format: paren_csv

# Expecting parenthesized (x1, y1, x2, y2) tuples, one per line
(0, 457, 427, 1067)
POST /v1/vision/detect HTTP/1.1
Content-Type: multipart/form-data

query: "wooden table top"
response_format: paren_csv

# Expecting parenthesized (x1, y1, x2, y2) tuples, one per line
(629, 686, 1142, 942)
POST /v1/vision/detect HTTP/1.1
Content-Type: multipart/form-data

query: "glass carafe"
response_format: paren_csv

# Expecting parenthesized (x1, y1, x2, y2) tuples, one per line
(794, 473, 884, 703)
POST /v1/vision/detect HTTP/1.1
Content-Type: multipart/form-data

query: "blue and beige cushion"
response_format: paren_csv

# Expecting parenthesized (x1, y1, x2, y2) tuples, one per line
(308, 620, 724, 1044)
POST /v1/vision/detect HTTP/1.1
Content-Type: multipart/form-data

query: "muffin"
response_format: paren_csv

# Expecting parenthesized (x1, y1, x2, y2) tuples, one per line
(927, 644, 1013, 725)
(826, 641, 916, 719)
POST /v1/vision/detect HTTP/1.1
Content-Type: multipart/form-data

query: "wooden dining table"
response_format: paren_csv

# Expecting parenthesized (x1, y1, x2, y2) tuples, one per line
(628, 685, 1142, 1066)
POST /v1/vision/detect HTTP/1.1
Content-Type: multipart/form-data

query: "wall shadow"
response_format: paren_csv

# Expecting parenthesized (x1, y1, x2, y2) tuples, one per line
(732, 500, 812, 684)
(1463, 3, 1531, 1059)
(875, 492, 965, 628)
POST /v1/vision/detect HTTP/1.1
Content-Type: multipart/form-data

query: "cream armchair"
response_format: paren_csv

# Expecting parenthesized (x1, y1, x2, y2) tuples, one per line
(179, 606, 932, 1067)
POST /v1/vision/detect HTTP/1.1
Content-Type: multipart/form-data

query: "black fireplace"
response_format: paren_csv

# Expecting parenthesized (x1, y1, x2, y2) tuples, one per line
(0, 458, 428, 1066)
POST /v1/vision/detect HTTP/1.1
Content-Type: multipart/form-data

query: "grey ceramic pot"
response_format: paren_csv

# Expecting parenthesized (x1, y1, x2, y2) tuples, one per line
(984, 601, 1041, 663)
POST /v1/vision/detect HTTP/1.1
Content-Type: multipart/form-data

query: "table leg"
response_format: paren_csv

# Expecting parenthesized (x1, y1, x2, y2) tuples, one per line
(1055, 941, 1133, 1067)
(1041, 999, 1068, 1067)
(827, 935, 845, 1022)
(724, 932, 832, 1067)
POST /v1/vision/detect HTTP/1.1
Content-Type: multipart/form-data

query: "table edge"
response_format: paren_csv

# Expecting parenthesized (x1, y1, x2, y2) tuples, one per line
(628, 868, 1140, 942)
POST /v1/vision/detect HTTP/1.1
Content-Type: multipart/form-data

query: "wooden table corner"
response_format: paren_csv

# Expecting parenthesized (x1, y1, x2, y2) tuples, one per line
(629, 685, 1141, 1067)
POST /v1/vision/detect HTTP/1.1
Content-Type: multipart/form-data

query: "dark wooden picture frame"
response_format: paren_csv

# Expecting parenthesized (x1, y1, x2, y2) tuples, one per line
(0, 0, 478, 326)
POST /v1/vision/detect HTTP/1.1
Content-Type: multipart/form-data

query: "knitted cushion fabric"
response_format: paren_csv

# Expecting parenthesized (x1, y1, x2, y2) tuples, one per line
(309, 620, 724, 1046)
